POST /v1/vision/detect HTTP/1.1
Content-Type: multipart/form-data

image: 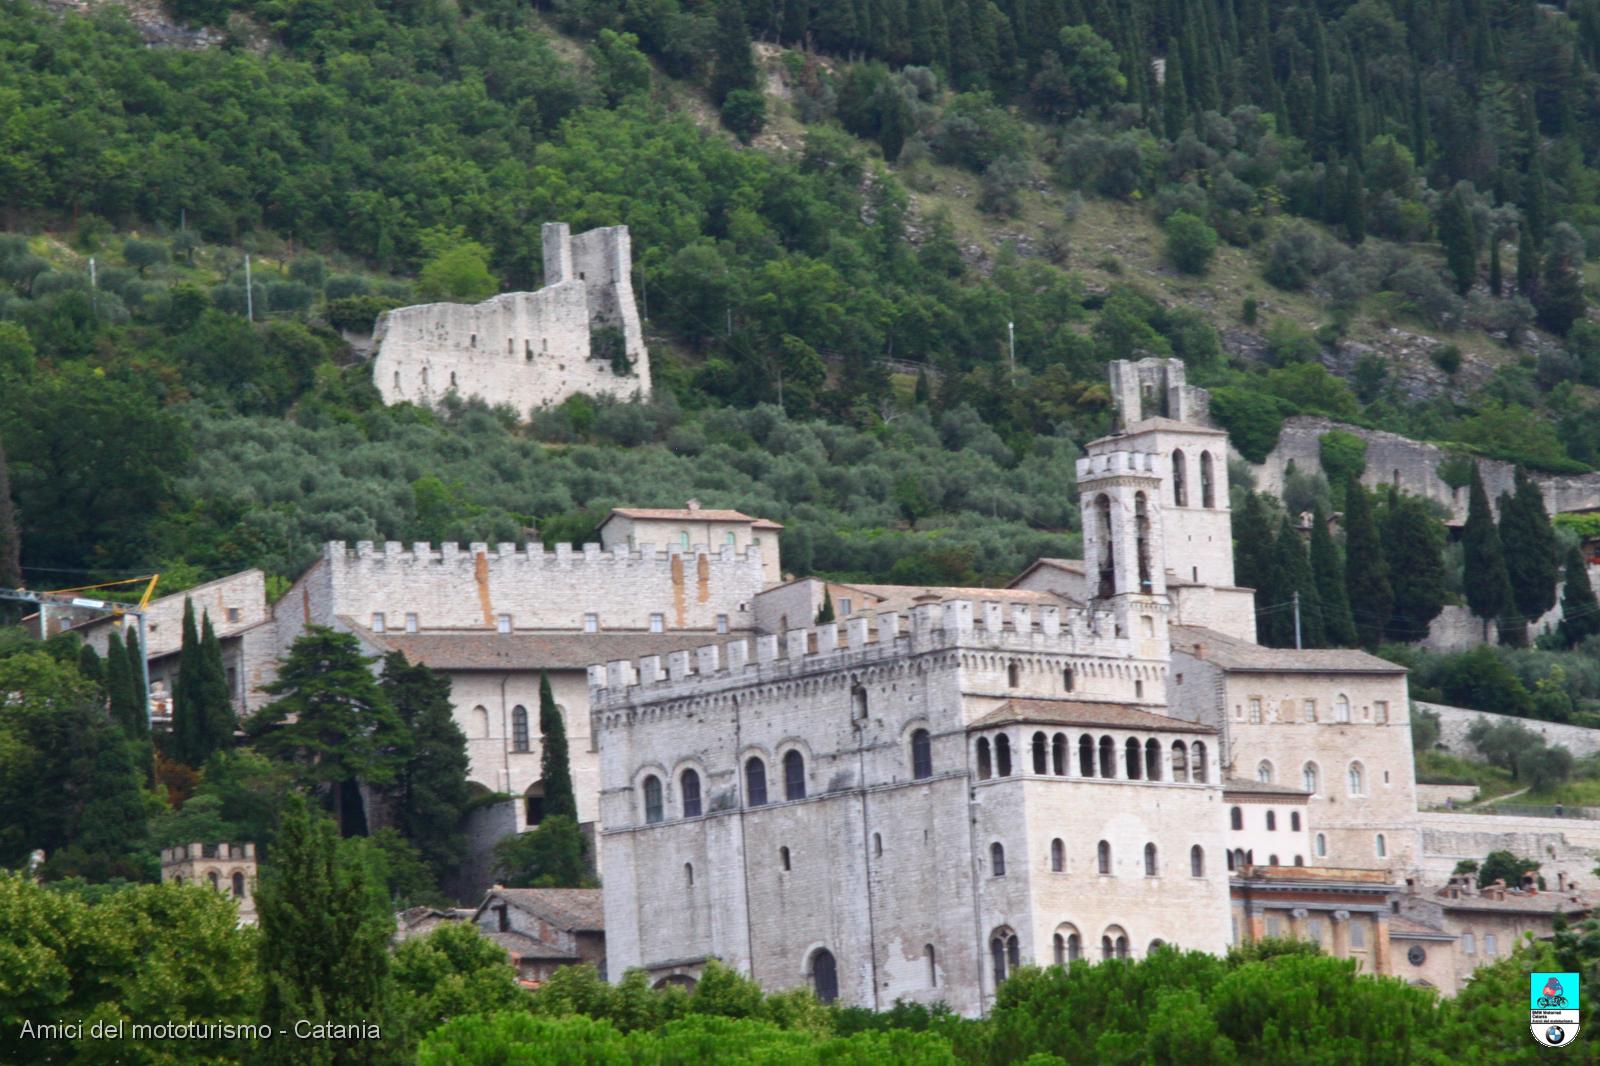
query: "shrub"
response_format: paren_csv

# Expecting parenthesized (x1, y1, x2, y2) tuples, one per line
(1431, 344, 1463, 375)
(1262, 222, 1334, 291)
(1164, 211, 1219, 274)
(1264, 318, 1319, 365)
(1208, 388, 1289, 462)
(1241, 297, 1258, 325)
(720, 89, 767, 143)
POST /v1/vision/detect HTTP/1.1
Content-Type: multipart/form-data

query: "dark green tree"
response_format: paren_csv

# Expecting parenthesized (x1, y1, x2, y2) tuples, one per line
(105, 631, 143, 740)
(1462, 464, 1513, 641)
(1342, 478, 1392, 647)
(816, 589, 836, 623)
(1476, 849, 1539, 890)
(538, 670, 577, 822)
(122, 629, 148, 738)
(1270, 519, 1324, 648)
(1559, 546, 1600, 647)
(0, 435, 18, 588)
(1437, 187, 1477, 295)
(256, 795, 401, 1066)
(1499, 469, 1560, 637)
(172, 601, 230, 766)
(1162, 41, 1187, 141)
(249, 627, 408, 837)
(710, 0, 759, 106)
(380, 652, 471, 890)
(76, 643, 103, 687)
(1309, 504, 1358, 646)
(1342, 163, 1366, 245)
(1516, 224, 1537, 295)
(493, 815, 594, 889)
(1381, 492, 1448, 642)
(1535, 226, 1588, 336)
(197, 614, 233, 751)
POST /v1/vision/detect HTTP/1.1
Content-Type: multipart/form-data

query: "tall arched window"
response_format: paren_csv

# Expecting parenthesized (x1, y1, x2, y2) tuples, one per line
(1095, 494, 1115, 598)
(990, 842, 1006, 876)
(851, 684, 868, 719)
(1315, 833, 1327, 857)
(1053, 932, 1067, 966)
(925, 945, 937, 988)
(1303, 762, 1320, 794)
(511, 706, 530, 752)
(685, 862, 694, 886)
(681, 769, 702, 818)
(1102, 927, 1130, 960)
(1079, 734, 1095, 776)
(208, 871, 219, 890)
(1098, 735, 1115, 778)
(1230, 806, 1243, 830)
(1376, 833, 1387, 858)
(1063, 667, 1075, 692)
(1171, 740, 1189, 781)
(1032, 731, 1048, 774)
(746, 757, 768, 806)
(1200, 451, 1215, 508)
(1190, 845, 1204, 877)
(1335, 695, 1351, 723)
(1050, 838, 1065, 872)
(472, 705, 490, 738)
(1125, 737, 1143, 779)
(1098, 839, 1112, 875)
(977, 737, 993, 780)
(1348, 761, 1365, 796)
(1290, 811, 1302, 832)
(1058, 925, 1082, 962)
(1257, 760, 1274, 784)
(1135, 492, 1152, 591)
(1266, 810, 1277, 831)
(232, 872, 246, 897)
(784, 750, 806, 800)
(642, 775, 663, 824)
(990, 928, 1020, 987)
(1052, 733, 1067, 775)
(1145, 738, 1162, 780)
(995, 734, 1013, 776)
(1191, 742, 1208, 782)
(1172, 449, 1188, 506)
(811, 949, 839, 1004)
(1008, 661, 1021, 687)
(911, 729, 933, 779)
(1144, 842, 1159, 876)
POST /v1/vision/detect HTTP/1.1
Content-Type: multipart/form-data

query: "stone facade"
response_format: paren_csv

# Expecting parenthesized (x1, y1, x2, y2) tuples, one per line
(1230, 865, 1397, 975)
(160, 843, 258, 925)
(472, 887, 606, 985)
(371, 223, 650, 417)
(1397, 875, 1591, 994)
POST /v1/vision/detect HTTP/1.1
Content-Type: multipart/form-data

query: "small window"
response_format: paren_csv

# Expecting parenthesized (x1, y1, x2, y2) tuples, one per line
(469, 333, 477, 347)
(1134, 679, 1144, 699)
(1350, 920, 1367, 949)
(511, 706, 530, 752)
(1268, 854, 1279, 866)
(840, 597, 853, 615)
(783, 750, 806, 800)
(1266, 810, 1277, 831)
(679, 532, 690, 550)
(1303, 762, 1320, 795)
(990, 841, 1006, 876)
(649, 613, 664, 633)
(1291, 811, 1302, 831)
(725, 531, 737, 546)
(1303, 699, 1317, 722)
(496, 904, 509, 932)
(1348, 762, 1366, 796)
(1050, 838, 1065, 872)
(976, 737, 992, 780)
(746, 757, 768, 806)
(851, 684, 868, 720)
(449, 371, 458, 388)
(406, 612, 419, 633)
(226, 607, 241, 624)
(873, 832, 882, 857)
(1190, 845, 1204, 877)
(996, 734, 1013, 776)
(1230, 806, 1242, 830)
(1141, 615, 1154, 638)
(496, 614, 511, 634)
(507, 337, 514, 354)
(232, 872, 246, 897)
(1335, 695, 1351, 723)
(1375, 833, 1387, 858)
(910, 729, 933, 780)
(1097, 840, 1112, 875)
(1249, 698, 1262, 723)
(925, 945, 937, 988)
(1484, 934, 1497, 956)
(1144, 842, 1158, 876)
(207, 871, 219, 890)
(1374, 700, 1389, 724)
(371, 612, 386, 633)
(643, 775, 663, 824)
(681, 769, 702, 818)
(1008, 661, 1021, 687)
(1294, 855, 1304, 866)
(716, 614, 729, 634)
(780, 846, 791, 871)
(584, 612, 599, 633)
(1462, 932, 1476, 955)
(1257, 760, 1273, 784)
(1315, 833, 1327, 857)
(684, 862, 694, 886)
(1063, 667, 1075, 692)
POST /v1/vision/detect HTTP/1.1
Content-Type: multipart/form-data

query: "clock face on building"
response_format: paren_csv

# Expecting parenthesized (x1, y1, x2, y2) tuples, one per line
(1408, 945, 1427, 966)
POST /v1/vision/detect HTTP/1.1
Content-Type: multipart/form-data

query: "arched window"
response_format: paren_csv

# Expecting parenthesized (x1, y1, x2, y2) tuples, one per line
(784, 750, 806, 800)
(1190, 845, 1204, 877)
(681, 769, 702, 818)
(1230, 806, 1243, 830)
(1008, 662, 1021, 687)
(1079, 734, 1095, 776)
(643, 775, 664, 824)
(1050, 837, 1065, 872)
(1125, 737, 1143, 779)
(1172, 449, 1188, 506)
(1315, 833, 1327, 858)
(1191, 742, 1208, 782)
(1148, 939, 1166, 955)
(811, 949, 839, 1004)
(1348, 761, 1365, 796)
(1032, 731, 1048, 774)
(1268, 854, 1280, 865)
(990, 928, 1020, 987)
(873, 833, 882, 857)
(1144, 842, 1159, 876)
(1266, 810, 1277, 831)
(1063, 667, 1075, 692)
(1291, 811, 1302, 832)
(685, 862, 694, 886)
(472, 705, 490, 738)
(925, 945, 937, 988)
(1053, 932, 1066, 965)
(1098, 735, 1115, 778)
(1058, 924, 1082, 962)
(911, 729, 933, 779)
(990, 841, 1007, 876)
(976, 737, 993, 780)
(780, 846, 791, 871)
(1303, 762, 1320, 794)
(232, 871, 246, 897)
(1052, 733, 1067, 775)
(208, 871, 219, 890)
(1335, 695, 1351, 723)
(1145, 738, 1161, 780)
(1098, 840, 1112, 875)
(1095, 494, 1115, 598)
(1172, 740, 1189, 781)
(746, 757, 768, 806)
(511, 706, 530, 752)
(1257, 760, 1274, 784)
(1233, 848, 1248, 869)
(995, 734, 1013, 776)
(1376, 833, 1387, 858)
(420, 366, 429, 389)
(851, 684, 868, 720)
(1102, 926, 1130, 960)
(1294, 855, 1305, 866)
(1200, 451, 1215, 508)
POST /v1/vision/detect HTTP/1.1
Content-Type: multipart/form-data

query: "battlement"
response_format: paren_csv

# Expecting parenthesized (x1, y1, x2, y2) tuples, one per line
(588, 598, 1148, 708)
(326, 540, 764, 568)
(1076, 450, 1163, 480)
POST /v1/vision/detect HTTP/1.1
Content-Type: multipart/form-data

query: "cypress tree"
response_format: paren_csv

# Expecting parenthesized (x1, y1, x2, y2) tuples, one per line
(538, 670, 577, 822)
(105, 630, 141, 736)
(1535, 228, 1588, 336)
(1233, 492, 1278, 641)
(1310, 503, 1358, 646)
(1381, 492, 1449, 642)
(816, 588, 836, 623)
(380, 651, 471, 889)
(1488, 237, 1503, 296)
(1409, 66, 1428, 167)
(1272, 518, 1325, 648)
(710, 0, 759, 105)
(1311, 20, 1335, 153)
(1342, 477, 1393, 648)
(0, 436, 18, 589)
(1524, 149, 1549, 245)
(1162, 41, 1188, 140)
(172, 598, 202, 764)
(1559, 546, 1600, 647)
(1437, 187, 1477, 295)
(257, 795, 399, 1066)
(77, 643, 103, 686)
(1462, 463, 1513, 641)
(69, 714, 152, 879)
(1499, 468, 1560, 635)
(197, 613, 234, 757)
(123, 629, 148, 738)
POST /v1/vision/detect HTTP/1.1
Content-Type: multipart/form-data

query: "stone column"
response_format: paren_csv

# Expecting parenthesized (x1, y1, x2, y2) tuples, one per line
(1330, 909, 1351, 960)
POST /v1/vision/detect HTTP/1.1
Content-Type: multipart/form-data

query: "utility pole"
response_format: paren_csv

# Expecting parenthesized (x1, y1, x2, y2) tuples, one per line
(89, 256, 97, 315)
(1292, 590, 1303, 650)
(244, 254, 254, 322)
(1007, 320, 1016, 383)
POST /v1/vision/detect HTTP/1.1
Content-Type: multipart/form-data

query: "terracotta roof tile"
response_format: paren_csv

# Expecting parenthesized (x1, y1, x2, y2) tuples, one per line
(604, 507, 770, 523)
(968, 698, 1216, 734)
(1171, 625, 1407, 674)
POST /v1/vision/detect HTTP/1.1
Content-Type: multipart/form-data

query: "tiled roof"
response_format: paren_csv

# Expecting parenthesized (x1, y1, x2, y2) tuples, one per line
(603, 507, 779, 526)
(481, 929, 580, 961)
(1170, 625, 1408, 674)
(494, 888, 605, 930)
(1436, 891, 1591, 915)
(1222, 777, 1311, 798)
(350, 623, 750, 671)
(1388, 915, 1455, 940)
(968, 698, 1216, 734)
(1122, 416, 1229, 435)
(842, 583, 1075, 615)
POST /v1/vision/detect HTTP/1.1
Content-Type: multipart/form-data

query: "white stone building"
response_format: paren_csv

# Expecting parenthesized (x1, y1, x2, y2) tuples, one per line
(371, 222, 651, 417)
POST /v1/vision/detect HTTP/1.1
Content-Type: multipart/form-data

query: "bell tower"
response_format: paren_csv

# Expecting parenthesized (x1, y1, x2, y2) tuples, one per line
(1076, 450, 1169, 645)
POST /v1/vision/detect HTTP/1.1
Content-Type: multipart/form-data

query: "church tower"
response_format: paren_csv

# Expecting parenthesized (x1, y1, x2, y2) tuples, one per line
(1076, 449, 1169, 647)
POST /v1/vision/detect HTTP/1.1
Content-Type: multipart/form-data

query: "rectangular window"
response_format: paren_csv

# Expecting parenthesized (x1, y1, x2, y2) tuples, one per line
(679, 532, 690, 549)
(1304, 699, 1317, 722)
(839, 598, 852, 615)
(226, 607, 241, 623)
(649, 613, 664, 633)
(584, 613, 599, 633)
(1484, 934, 1497, 956)
(405, 612, 419, 633)
(497, 614, 512, 634)
(1463, 932, 1476, 955)
(1234, 704, 1244, 721)
(716, 614, 729, 634)
(725, 532, 736, 546)
(1349, 920, 1367, 949)
(1249, 698, 1262, 724)
(1374, 701, 1389, 724)
(371, 612, 385, 633)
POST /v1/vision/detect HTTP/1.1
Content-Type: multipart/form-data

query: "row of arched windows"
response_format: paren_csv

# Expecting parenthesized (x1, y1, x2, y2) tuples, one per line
(639, 751, 811, 824)
(1226, 849, 1306, 870)
(1247, 758, 1363, 797)
(976, 734, 1209, 783)
(992, 923, 1154, 985)
(1169, 449, 1217, 509)
(173, 870, 249, 898)
(1229, 807, 1303, 832)
(1004, 839, 1208, 878)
